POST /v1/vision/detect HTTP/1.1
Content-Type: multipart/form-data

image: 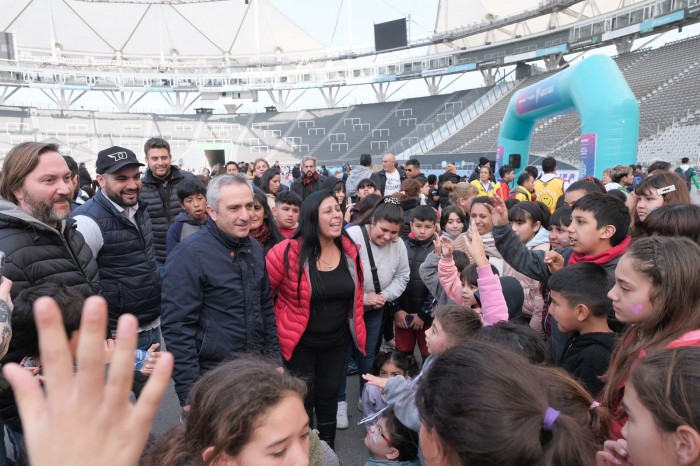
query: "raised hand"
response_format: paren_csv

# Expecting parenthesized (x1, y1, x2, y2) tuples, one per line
(440, 237, 454, 259)
(2, 296, 173, 466)
(486, 195, 509, 226)
(544, 250, 565, 274)
(432, 232, 442, 257)
(462, 219, 489, 267)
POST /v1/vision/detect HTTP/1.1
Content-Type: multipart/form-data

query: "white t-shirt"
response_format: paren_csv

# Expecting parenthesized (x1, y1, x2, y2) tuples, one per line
(384, 170, 401, 196)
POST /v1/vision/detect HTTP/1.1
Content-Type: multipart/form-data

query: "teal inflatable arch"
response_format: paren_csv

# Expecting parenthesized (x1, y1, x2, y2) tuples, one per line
(496, 54, 639, 179)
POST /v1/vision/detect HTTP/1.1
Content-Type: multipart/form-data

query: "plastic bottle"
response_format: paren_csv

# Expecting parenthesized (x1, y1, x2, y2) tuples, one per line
(134, 349, 154, 372)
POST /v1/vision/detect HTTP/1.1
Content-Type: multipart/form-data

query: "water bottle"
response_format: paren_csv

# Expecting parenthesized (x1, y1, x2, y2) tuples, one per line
(134, 349, 154, 372)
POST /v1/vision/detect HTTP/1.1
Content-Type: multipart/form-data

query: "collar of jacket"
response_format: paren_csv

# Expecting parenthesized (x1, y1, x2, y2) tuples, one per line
(94, 190, 146, 222)
(408, 236, 434, 248)
(142, 165, 181, 184)
(206, 218, 252, 251)
(0, 197, 71, 237)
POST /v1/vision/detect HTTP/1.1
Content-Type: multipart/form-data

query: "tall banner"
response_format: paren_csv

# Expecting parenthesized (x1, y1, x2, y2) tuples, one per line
(579, 133, 597, 179)
(496, 146, 505, 173)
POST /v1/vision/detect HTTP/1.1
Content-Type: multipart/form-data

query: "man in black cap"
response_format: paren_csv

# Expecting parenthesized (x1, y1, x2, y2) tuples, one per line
(72, 146, 162, 397)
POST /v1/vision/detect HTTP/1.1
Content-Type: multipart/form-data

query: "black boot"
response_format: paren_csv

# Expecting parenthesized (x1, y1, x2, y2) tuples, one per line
(317, 421, 336, 450)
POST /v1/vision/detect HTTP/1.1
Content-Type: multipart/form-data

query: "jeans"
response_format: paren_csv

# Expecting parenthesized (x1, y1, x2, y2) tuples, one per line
(0, 425, 14, 466)
(337, 307, 384, 402)
(132, 326, 162, 399)
(156, 261, 166, 281)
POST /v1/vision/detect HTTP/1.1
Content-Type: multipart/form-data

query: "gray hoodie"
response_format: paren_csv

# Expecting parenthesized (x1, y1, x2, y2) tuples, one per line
(346, 165, 375, 197)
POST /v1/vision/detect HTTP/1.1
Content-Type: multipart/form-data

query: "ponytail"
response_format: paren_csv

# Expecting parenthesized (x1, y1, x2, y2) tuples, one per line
(416, 343, 599, 466)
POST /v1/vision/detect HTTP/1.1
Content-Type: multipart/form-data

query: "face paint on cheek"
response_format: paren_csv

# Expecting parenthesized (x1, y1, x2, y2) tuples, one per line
(629, 303, 643, 315)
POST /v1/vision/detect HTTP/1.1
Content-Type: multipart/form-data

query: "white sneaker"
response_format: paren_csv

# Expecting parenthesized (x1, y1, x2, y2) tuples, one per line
(336, 401, 349, 430)
(358, 399, 364, 413)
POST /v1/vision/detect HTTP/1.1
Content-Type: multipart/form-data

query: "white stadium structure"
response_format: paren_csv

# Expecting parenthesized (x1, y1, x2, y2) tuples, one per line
(0, 0, 698, 170)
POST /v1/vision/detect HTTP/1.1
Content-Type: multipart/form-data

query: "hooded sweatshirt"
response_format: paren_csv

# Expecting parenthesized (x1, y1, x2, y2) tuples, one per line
(505, 227, 550, 337)
(346, 165, 375, 198)
(560, 332, 616, 397)
(165, 210, 207, 255)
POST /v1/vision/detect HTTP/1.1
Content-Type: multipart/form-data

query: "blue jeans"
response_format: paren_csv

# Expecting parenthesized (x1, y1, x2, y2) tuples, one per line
(132, 326, 162, 399)
(337, 307, 384, 402)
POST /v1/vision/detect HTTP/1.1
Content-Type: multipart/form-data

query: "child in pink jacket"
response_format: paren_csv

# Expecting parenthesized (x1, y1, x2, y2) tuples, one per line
(436, 220, 509, 326)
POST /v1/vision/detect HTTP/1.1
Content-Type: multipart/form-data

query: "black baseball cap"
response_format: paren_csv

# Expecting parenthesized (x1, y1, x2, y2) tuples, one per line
(96, 146, 144, 175)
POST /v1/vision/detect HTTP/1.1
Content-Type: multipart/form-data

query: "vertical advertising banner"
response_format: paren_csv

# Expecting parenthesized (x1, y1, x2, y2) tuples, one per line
(496, 146, 505, 170)
(579, 133, 597, 179)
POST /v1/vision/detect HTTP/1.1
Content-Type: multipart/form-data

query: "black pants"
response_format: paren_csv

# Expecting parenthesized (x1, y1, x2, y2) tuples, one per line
(285, 335, 349, 449)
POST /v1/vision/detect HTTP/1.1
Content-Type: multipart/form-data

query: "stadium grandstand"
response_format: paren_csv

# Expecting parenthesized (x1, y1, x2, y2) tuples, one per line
(0, 0, 698, 172)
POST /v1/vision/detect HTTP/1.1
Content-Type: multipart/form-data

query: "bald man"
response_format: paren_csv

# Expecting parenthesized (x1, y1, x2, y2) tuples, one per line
(370, 153, 406, 196)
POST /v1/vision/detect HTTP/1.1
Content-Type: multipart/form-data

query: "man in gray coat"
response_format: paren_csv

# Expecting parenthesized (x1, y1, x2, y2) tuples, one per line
(345, 153, 375, 201)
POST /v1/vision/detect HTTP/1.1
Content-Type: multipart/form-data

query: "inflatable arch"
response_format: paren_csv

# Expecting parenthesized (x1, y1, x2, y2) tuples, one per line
(496, 54, 639, 179)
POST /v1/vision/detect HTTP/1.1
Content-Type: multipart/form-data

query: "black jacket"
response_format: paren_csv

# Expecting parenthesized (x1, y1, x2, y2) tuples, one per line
(437, 172, 461, 208)
(78, 167, 93, 188)
(139, 165, 194, 263)
(371, 168, 407, 196)
(398, 236, 435, 323)
(400, 198, 420, 240)
(72, 191, 161, 330)
(161, 219, 282, 406)
(291, 174, 328, 201)
(560, 332, 616, 397)
(0, 199, 100, 299)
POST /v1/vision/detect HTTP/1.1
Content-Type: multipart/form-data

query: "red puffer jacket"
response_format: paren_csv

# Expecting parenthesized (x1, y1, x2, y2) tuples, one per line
(266, 236, 367, 360)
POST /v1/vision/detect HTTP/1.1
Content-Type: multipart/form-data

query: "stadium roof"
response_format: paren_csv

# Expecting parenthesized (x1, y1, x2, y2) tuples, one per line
(1, 0, 644, 64)
(0, 0, 328, 61)
(434, 0, 636, 48)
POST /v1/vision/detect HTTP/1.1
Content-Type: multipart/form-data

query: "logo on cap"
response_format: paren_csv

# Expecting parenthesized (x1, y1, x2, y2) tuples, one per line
(108, 152, 128, 161)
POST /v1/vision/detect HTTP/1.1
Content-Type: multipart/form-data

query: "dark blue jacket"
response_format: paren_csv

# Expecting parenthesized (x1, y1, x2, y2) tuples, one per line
(165, 211, 206, 255)
(72, 190, 161, 330)
(161, 219, 282, 406)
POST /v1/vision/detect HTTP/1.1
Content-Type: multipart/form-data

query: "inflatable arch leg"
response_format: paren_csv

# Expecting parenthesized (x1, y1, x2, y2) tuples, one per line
(496, 54, 639, 179)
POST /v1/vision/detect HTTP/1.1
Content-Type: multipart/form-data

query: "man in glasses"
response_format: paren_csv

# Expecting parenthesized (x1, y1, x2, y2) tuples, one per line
(405, 159, 421, 179)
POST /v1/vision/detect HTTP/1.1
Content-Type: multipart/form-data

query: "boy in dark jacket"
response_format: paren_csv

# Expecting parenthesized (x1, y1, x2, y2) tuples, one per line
(396, 206, 437, 358)
(547, 263, 616, 397)
(490, 193, 631, 362)
(166, 178, 208, 255)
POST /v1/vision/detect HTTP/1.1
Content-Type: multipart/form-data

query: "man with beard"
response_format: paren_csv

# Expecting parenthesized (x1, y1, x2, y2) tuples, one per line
(139, 138, 194, 273)
(161, 174, 282, 411)
(72, 146, 161, 397)
(291, 156, 327, 201)
(0, 142, 100, 299)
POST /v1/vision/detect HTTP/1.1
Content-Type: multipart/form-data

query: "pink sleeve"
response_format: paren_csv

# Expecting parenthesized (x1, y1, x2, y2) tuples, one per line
(438, 257, 465, 305)
(476, 266, 509, 326)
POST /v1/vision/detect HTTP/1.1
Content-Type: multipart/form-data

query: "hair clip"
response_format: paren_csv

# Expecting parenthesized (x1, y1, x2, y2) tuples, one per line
(589, 401, 601, 410)
(383, 196, 402, 206)
(400, 191, 406, 195)
(657, 185, 676, 195)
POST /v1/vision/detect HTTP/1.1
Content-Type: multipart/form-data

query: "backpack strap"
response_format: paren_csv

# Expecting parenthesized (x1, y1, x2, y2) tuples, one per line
(361, 225, 382, 294)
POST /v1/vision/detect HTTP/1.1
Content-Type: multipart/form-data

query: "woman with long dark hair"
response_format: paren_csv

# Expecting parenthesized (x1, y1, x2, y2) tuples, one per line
(260, 167, 281, 211)
(266, 190, 367, 449)
(250, 190, 284, 256)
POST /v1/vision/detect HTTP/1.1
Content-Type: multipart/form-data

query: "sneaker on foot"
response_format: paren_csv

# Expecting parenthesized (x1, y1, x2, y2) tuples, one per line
(336, 401, 349, 430)
(358, 399, 364, 413)
(347, 361, 358, 376)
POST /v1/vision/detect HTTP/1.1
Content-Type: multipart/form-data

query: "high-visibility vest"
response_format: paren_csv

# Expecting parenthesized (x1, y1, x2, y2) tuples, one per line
(534, 177, 565, 213)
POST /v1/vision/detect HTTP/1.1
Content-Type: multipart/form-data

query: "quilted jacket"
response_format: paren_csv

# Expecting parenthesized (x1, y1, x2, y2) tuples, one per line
(266, 236, 367, 360)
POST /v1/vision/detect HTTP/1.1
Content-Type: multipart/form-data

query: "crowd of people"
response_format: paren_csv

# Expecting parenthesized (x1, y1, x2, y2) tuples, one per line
(0, 139, 699, 466)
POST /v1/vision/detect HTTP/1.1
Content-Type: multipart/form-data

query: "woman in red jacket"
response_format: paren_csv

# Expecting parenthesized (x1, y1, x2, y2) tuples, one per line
(266, 190, 366, 450)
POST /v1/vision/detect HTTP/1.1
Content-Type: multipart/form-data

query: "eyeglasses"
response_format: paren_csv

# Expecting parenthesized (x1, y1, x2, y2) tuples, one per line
(375, 423, 396, 450)
(405, 168, 415, 172)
